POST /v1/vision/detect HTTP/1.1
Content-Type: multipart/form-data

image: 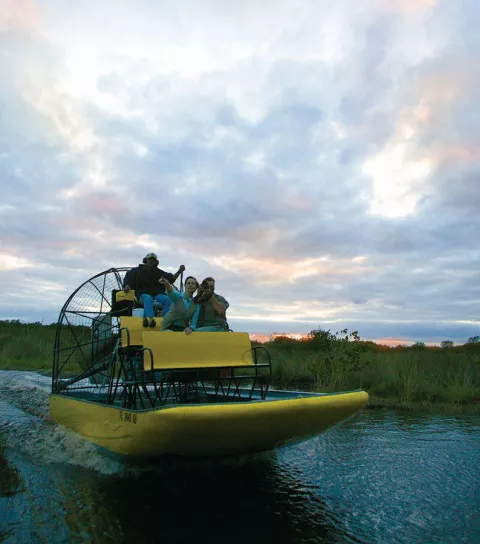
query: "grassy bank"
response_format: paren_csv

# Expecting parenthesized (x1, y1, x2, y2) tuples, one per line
(0, 320, 55, 371)
(1, 321, 479, 411)
(263, 330, 480, 412)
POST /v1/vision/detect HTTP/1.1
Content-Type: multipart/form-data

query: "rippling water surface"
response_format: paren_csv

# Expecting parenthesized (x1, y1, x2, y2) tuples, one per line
(1, 370, 479, 543)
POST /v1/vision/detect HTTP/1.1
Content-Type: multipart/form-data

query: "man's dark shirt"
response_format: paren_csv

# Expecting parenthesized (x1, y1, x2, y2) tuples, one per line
(123, 264, 174, 297)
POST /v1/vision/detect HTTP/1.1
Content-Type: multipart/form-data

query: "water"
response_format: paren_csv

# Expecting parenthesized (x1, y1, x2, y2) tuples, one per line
(1, 371, 479, 543)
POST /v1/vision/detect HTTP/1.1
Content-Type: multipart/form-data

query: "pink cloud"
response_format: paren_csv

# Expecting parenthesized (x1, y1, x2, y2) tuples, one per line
(79, 193, 129, 216)
(0, 0, 42, 33)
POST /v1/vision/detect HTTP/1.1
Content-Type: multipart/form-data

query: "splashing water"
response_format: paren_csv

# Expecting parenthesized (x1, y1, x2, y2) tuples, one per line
(0, 370, 124, 475)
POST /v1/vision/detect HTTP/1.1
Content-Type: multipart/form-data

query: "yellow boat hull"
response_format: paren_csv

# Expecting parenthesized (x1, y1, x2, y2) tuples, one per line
(49, 390, 368, 458)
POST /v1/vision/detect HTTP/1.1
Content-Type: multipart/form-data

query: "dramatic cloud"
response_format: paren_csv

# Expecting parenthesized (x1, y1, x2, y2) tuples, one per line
(1, 0, 479, 344)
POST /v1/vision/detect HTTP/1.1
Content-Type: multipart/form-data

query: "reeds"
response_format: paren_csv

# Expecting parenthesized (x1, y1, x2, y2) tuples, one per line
(263, 330, 480, 407)
(0, 320, 55, 371)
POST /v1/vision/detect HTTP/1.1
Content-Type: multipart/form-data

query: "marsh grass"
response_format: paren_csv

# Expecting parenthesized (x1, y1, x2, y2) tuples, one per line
(269, 348, 313, 386)
(0, 320, 55, 371)
(264, 333, 480, 408)
(360, 350, 480, 404)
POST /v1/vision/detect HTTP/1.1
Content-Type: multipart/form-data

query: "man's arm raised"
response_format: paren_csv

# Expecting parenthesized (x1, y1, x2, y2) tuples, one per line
(210, 294, 227, 317)
(171, 264, 186, 283)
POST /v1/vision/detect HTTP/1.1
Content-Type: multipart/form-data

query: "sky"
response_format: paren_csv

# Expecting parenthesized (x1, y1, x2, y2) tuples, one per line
(0, 0, 479, 345)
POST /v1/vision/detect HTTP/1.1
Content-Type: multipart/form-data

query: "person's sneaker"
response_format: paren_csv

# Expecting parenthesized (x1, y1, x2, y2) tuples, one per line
(142, 318, 149, 327)
(149, 319, 156, 328)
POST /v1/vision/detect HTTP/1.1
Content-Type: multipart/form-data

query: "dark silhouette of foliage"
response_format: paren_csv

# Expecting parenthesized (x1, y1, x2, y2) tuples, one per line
(306, 328, 363, 390)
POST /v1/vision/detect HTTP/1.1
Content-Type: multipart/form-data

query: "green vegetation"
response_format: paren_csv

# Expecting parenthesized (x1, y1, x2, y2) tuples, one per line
(260, 328, 480, 411)
(0, 320, 56, 371)
(0, 320, 479, 411)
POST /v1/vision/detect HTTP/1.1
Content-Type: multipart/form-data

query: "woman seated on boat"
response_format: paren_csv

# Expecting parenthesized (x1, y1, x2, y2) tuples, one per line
(184, 277, 229, 334)
(159, 276, 200, 331)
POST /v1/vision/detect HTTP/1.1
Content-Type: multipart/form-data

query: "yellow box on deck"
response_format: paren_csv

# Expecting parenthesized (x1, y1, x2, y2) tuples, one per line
(120, 316, 163, 346)
(115, 290, 135, 302)
(142, 331, 254, 370)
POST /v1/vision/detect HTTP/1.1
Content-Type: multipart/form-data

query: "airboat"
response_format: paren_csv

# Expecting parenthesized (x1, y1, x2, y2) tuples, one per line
(50, 268, 368, 458)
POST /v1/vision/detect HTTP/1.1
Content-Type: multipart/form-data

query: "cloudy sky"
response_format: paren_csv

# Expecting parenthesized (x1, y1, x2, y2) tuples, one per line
(1, 0, 479, 344)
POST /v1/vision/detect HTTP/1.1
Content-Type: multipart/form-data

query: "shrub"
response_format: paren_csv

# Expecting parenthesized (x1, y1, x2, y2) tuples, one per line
(306, 328, 363, 391)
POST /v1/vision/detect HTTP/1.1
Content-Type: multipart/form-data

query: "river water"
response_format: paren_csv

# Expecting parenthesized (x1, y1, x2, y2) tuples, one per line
(0, 370, 479, 544)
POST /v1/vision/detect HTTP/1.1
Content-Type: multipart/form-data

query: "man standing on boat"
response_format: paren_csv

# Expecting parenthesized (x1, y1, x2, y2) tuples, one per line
(123, 253, 185, 326)
(184, 277, 229, 334)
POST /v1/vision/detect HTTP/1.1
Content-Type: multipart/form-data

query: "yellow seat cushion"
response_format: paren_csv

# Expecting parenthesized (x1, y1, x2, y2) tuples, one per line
(141, 331, 253, 370)
(119, 316, 163, 346)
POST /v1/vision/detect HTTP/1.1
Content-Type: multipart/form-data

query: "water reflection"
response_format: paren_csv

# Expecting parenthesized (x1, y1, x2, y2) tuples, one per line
(0, 435, 22, 498)
(95, 455, 355, 543)
(0, 436, 357, 542)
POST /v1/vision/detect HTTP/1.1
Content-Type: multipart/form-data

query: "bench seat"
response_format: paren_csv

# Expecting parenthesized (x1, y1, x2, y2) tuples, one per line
(141, 331, 255, 370)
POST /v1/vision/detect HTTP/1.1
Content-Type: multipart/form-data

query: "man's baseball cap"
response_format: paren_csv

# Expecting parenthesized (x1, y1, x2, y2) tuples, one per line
(145, 253, 157, 259)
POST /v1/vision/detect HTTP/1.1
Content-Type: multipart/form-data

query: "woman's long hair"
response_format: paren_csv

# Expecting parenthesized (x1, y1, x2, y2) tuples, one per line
(184, 276, 199, 290)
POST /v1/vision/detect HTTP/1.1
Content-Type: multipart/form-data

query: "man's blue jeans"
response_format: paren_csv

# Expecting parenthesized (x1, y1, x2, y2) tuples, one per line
(140, 293, 171, 318)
